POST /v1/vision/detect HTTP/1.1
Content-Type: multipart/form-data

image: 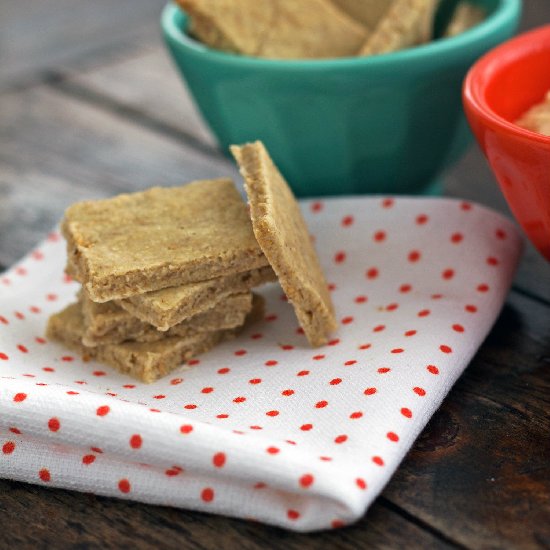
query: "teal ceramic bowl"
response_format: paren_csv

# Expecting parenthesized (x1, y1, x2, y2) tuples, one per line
(161, 0, 521, 197)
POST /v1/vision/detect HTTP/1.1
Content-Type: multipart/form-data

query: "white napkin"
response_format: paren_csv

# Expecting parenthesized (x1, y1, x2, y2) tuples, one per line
(0, 196, 522, 532)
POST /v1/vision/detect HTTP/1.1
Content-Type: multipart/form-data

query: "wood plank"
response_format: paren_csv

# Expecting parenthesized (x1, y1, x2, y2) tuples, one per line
(0, 0, 166, 87)
(0, 85, 236, 267)
(0, 479, 456, 550)
(383, 290, 550, 550)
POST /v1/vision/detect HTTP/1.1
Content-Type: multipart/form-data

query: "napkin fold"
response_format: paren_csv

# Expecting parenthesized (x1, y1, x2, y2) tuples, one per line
(0, 197, 522, 532)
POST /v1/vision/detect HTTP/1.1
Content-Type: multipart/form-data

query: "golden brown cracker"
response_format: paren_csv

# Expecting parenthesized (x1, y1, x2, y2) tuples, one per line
(231, 141, 337, 347)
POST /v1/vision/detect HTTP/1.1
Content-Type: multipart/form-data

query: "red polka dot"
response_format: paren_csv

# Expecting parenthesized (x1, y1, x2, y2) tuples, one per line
(401, 408, 412, 418)
(29, 306, 41, 314)
(486, 256, 499, 266)
(281, 344, 294, 351)
(364, 387, 377, 396)
(201, 387, 214, 394)
(251, 333, 263, 339)
(496, 229, 507, 239)
(216, 414, 229, 419)
(399, 284, 412, 293)
(334, 434, 348, 444)
(184, 404, 197, 410)
(431, 294, 443, 300)
(451, 233, 463, 243)
(332, 520, 345, 529)
(165, 467, 181, 477)
(359, 343, 372, 350)
(391, 348, 404, 354)
(413, 387, 426, 396)
(213, 452, 226, 468)
(234, 349, 247, 356)
(9, 428, 21, 435)
(416, 214, 428, 224)
(477, 283, 490, 293)
(386, 303, 399, 311)
(382, 198, 394, 208)
(452, 324, 465, 333)
(39, 468, 51, 482)
(266, 410, 279, 417)
(465, 304, 478, 313)
(418, 309, 430, 317)
(377, 367, 391, 373)
(427, 365, 439, 375)
(130, 434, 142, 449)
(2, 442, 15, 454)
(315, 400, 328, 408)
(313, 354, 325, 360)
(355, 295, 368, 304)
(334, 251, 346, 263)
(440, 345, 452, 354)
(266, 446, 280, 454)
(217, 367, 230, 374)
(350, 411, 363, 419)
(373, 324, 385, 332)
(344, 360, 356, 366)
(341, 316, 354, 325)
(254, 482, 267, 489)
(13, 393, 26, 402)
(265, 360, 278, 366)
(14, 311, 25, 320)
(287, 510, 300, 520)
(82, 454, 96, 465)
(461, 201, 472, 210)
(281, 389, 294, 396)
(408, 250, 421, 262)
(366, 267, 379, 279)
(96, 405, 110, 416)
(61, 356, 74, 362)
(265, 314, 277, 322)
(300, 424, 313, 431)
(118, 479, 130, 493)
(249, 378, 262, 385)
(299, 474, 314, 488)
(297, 370, 309, 376)
(356, 478, 367, 490)
(46, 293, 57, 302)
(327, 284, 336, 292)
(42, 367, 55, 373)
(233, 396, 246, 403)
(373, 230, 386, 242)
(180, 424, 193, 434)
(340, 214, 354, 226)
(387, 432, 399, 442)
(311, 201, 323, 213)
(442, 269, 454, 280)
(404, 330, 417, 337)
(0, 353, 9, 360)
(330, 378, 342, 385)
(0, 316, 8, 325)
(372, 456, 384, 466)
(201, 488, 214, 502)
(35, 337, 46, 344)
(188, 359, 200, 366)
(48, 418, 60, 432)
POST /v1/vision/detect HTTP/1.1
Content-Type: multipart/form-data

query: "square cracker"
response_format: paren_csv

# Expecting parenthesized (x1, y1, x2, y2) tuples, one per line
(116, 265, 276, 331)
(443, 1, 485, 37)
(81, 291, 253, 347)
(330, 0, 393, 31)
(46, 303, 234, 383)
(62, 179, 268, 302)
(359, 0, 438, 56)
(231, 141, 337, 347)
(178, 0, 367, 59)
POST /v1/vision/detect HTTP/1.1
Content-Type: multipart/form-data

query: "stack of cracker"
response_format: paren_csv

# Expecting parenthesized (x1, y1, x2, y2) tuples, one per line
(47, 142, 337, 383)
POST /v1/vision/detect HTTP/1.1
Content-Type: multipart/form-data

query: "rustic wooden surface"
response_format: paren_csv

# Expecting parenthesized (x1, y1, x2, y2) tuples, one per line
(1, 1, 549, 548)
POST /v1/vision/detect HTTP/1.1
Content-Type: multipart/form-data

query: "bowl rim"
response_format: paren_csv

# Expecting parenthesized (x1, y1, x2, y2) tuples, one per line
(463, 23, 550, 145)
(161, 0, 521, 70)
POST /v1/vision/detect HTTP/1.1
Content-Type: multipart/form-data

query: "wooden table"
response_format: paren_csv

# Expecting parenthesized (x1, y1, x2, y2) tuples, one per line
(1, 2, 549, 548)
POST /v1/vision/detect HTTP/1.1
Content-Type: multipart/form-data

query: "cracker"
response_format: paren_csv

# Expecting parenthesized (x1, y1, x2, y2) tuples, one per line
(62, 179, 268, 302)
(231, 141, 337, 347)
(331, 0, 393, 30)
(516, 91, 550, 137)
(443, 2, 486, 37)
(175, 0, 277, 56)
(359, 0, 438, 56)
(81, 291, 253, 346)
(177, 0, 366, 59)
(46, 303, 233, 383)
(116, 266, 276, 331)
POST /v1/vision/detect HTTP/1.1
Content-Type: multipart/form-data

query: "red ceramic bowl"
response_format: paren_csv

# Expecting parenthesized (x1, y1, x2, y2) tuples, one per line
(463, 24, 550, 261)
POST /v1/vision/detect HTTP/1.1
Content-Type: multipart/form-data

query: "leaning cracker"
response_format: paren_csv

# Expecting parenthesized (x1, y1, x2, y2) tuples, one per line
(256, 0, 367, 59)
(231, 141, 337, 347)
(359, 0, 438, 56)
(443, 1, 486, 37)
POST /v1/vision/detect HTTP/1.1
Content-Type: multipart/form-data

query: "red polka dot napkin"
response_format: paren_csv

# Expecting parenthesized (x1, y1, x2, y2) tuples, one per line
(0, 197, 522, 532)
